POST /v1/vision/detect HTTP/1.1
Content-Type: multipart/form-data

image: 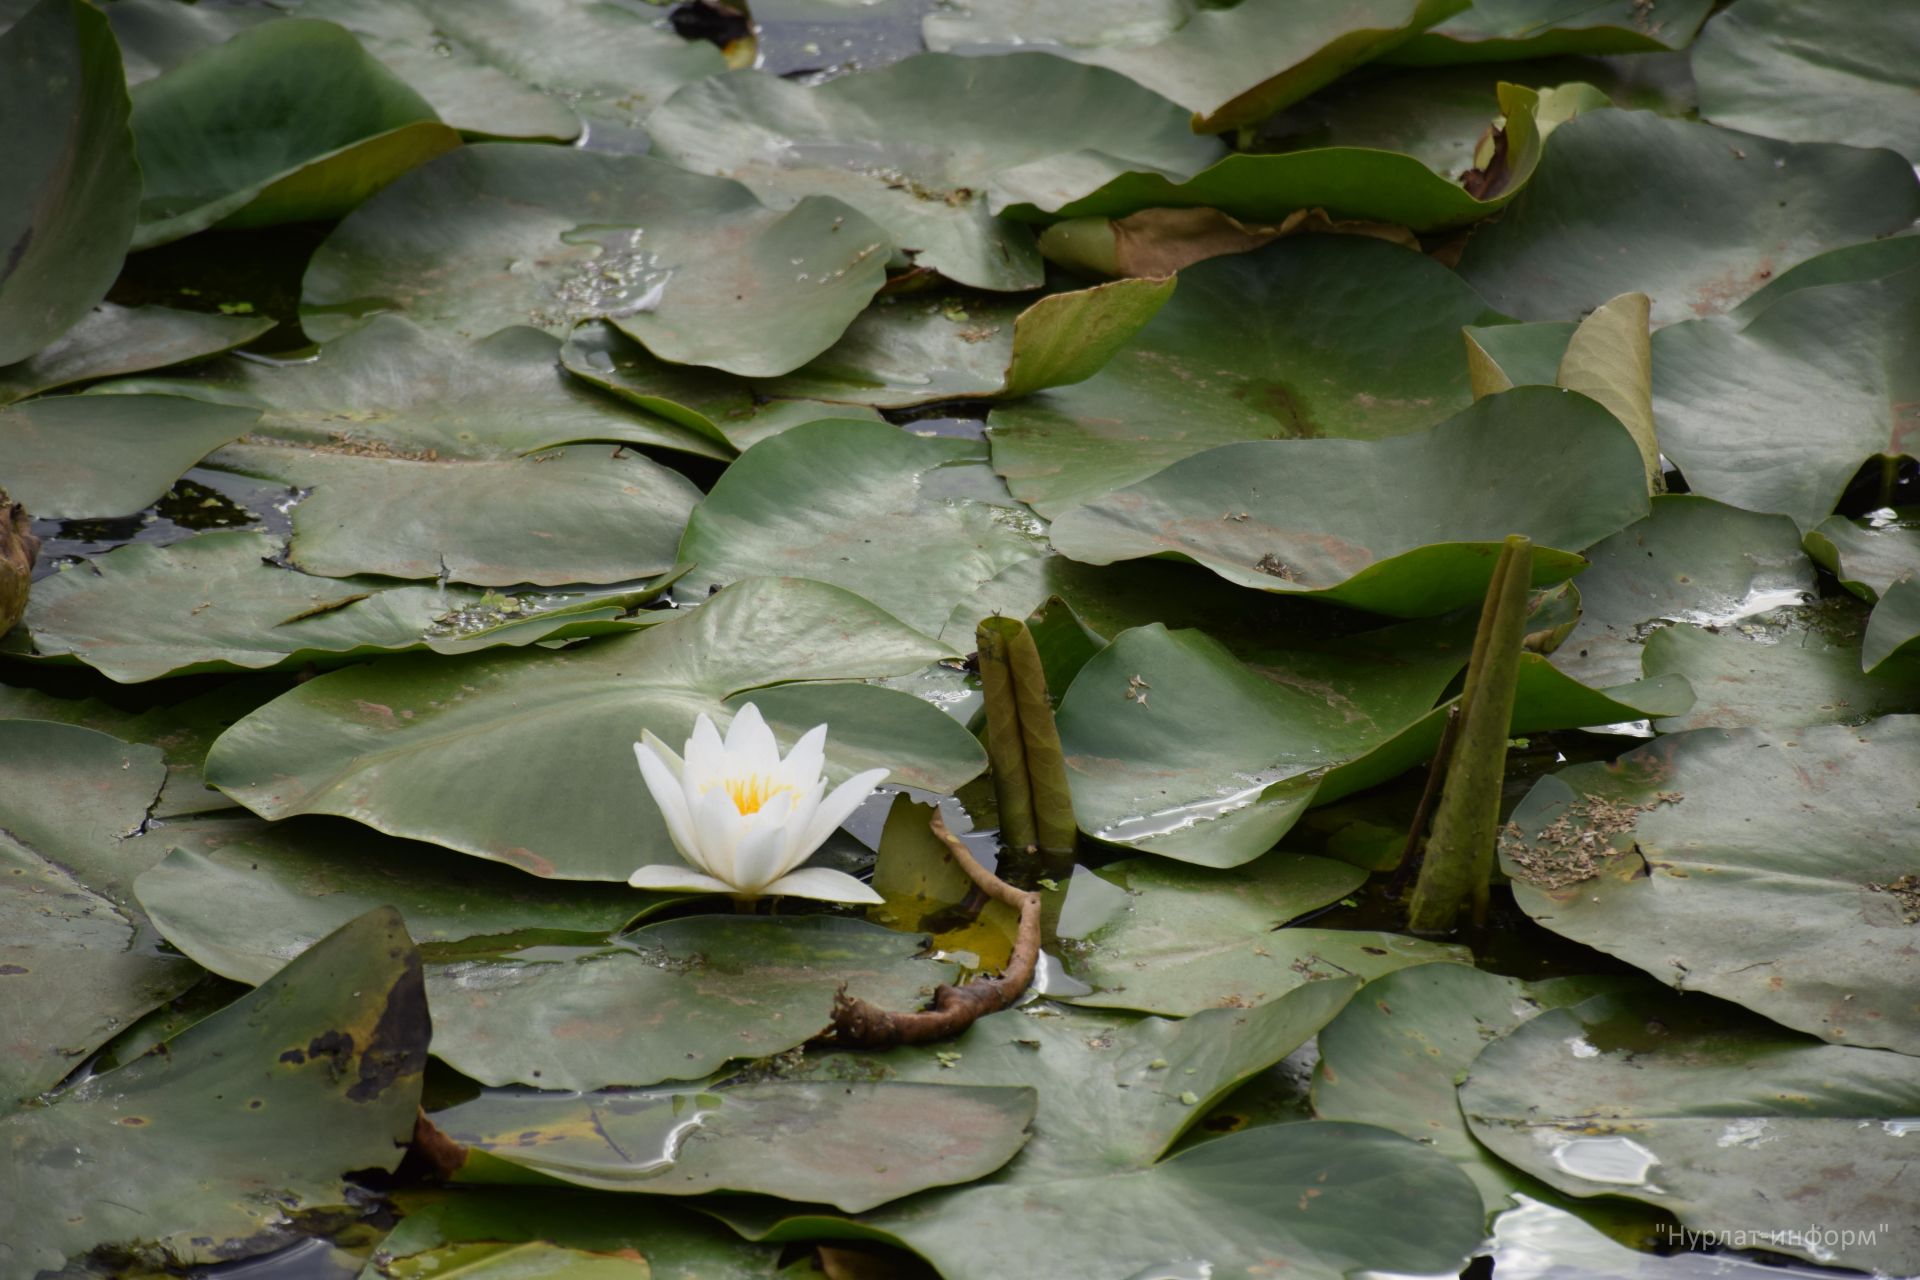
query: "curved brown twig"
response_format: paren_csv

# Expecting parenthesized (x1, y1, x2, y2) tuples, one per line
(825, 809, 1042, 1049)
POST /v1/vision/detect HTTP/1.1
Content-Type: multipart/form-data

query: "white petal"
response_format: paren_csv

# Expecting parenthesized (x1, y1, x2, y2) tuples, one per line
(684, 712, 725, 785)
(728, 806, 794, 894)
(777, 723, 828, 788)
(633, 740, 707, 875)
(638, 729, 685, 781)
(798, 768, 889, 858)
(724, 701, 778, 766)
(627, 864, 736, 895)
(762, 866, 885, 905)
(780, 777, 828, 867)
(693, 784, 746, 885)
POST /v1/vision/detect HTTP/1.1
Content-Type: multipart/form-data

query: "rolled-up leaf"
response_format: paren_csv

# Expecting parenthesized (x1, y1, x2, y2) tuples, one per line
(0, 490, 39, 637)
(977, 615, 1078, 860)
(977, 617, 1038, 854)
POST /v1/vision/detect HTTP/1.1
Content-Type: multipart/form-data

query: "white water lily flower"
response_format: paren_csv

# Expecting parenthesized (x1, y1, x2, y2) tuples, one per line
(628, 702, 887, 904)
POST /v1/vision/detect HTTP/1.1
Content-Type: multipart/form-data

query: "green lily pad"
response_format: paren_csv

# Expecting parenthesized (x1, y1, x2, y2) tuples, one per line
(0, 394, 261, 519)
(1864, 576, 1920, 675)
(1056, 854, 1465, 1017)
(1652, 262, 1920, 527)
(129, 18, 462, 249)
(924, 0, 1467, 133)
(299, 0, 726, 148)
(1806, 512, 1920, 603)
(13, 529, 671, 682)
(300, 144, 891, 376)
(645, 53, 1222, 291)
(0, 721, 199, 1106)
(370, 1188, 783, 1280)
(1385, 0, 1714, 64)
(1311, 964, 1629, 1215)
(426, 916, 957, 1089)
(435, 1080, 1035, 1211)
(1460, 989, 1920, 1273)
(1641, 622, 1920, 732)
(0, 906, 427, 1275)
(0, 303, 271, 405)
(755, 986, 1487, 1280)
(1502, 719, 1920, 1053)
(1458, 109, 1920, 326)
(0, 0, 139, 367)
(1024, 82, 1607, 231)
(204, 576, 984, 880)
(133, 814, 666, 985)
(989, 235, 1513, 517)
(675, 420, 1048, 635)
(1694, 0, 1920, 161)
(108, 316, 738, 462)
(1047, 385, 1648, 614)
(1548, 496, 1816, 691)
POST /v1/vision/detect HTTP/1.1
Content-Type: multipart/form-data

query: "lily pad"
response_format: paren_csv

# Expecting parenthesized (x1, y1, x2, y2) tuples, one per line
(1694, 0, 1920, 161)
(924, 0, 1467, 133)
(1055, 854, 1465, 1017)
(426, 916, 957, 1089)
(1652, 262, 1920, 527)
(1457, 109, 1920, 326)
(989, 235, 1513, 516)
(1047, 385, 1648, 614)
(1805, 511, 1920, 604)
(129, 18, 462, 248)
(0, 721, 199, 1106)
(13, 529, 670, 683)
(204, 577, 985, 880)
(760, 986, 1488, 1280)
(1311, 964, 1629, 1215)
(0, 0, 140, 367)
(646, 52, 1223, 291)
(1460, 989, 1920, 1273)
(0, 303, 271, 405)
(0, 394, 261, 519)
(1024, 82, 1607, 232)
(111, 317, 731, 460)
(674, 420, 1048, 635)
(435, 1080, 1034, 1211)
(1549, 496, 1816, 691)
(299, 0, 726, 148)
(1386, 0, 1714, 63)
(1864, 576, 1920, 675)
(133, 814, 666, 986)
(100, 0, 276, 85)
(299, 144, 891, 376)
(0, 907, 427, 1275)
(1641, 622, 1920, 731)
(1501, 719, 1920, 1053)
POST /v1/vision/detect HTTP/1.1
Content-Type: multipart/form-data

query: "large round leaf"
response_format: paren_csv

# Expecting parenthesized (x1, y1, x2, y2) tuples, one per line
(988, 234, 1513, 516)
(15, 530, 668, 683)
(0, 394, 261, 518)
(435, 1081, 1035, 1210)
(299, 0, 726, 148)
(0, 907, 426, 1276)
(1694, 0, 1920, 162)
(107, 317, 735, 461)
(1311, 964, 1630, 1215)
(924, 0, 1467, 133)
(1652, 262, 1920, 527)
(425, 916, 957, 1089)
(1501, 719, 1920, 1053)
(1047, 385, 1648, 615)
(299, 144, 891, 376)
(1385, 0, 1713, 63)
(675, 420, 1048, 635)
(0, 721, 197, 1106)
(133, 814, 664, 985)
(204, 577, 985, 880)
(645, 52, 1222, 291)
(128, 18, 461, 248)
(1641, 621, 1920, 733)
(1055, 854, 1464, 1016)
(1458, 108, 1920, 326)
(1460, 990, 1920, 1273)
(0, 303, 270, 406)
(0, 0, 139, 367)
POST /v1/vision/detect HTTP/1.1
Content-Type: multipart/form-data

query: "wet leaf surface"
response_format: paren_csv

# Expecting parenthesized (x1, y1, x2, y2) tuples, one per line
(0, 302, 270, 405)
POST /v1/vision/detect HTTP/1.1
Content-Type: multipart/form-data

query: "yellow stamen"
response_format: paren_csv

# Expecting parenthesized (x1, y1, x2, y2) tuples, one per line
(718, 773, 793, 815)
